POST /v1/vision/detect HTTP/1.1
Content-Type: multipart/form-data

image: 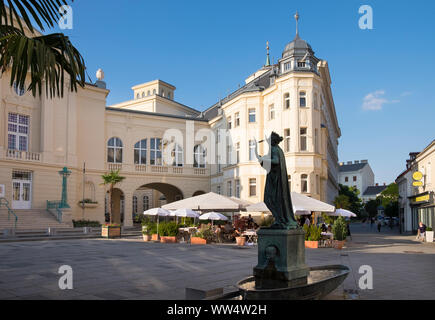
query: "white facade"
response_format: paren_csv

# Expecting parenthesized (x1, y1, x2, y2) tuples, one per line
(338, 160, 374, 197)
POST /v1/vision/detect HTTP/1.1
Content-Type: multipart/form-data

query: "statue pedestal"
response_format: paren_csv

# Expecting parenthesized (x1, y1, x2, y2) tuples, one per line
(253, 228, 309, 289)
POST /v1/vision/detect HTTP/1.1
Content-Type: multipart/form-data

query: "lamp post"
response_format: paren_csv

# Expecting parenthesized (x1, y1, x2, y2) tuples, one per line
(59, 167, 71, 208)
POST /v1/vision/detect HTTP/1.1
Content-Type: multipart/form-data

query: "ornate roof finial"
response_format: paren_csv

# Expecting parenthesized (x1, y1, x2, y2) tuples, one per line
(294, 11, 300, 38)
(265, 41, 271, 66)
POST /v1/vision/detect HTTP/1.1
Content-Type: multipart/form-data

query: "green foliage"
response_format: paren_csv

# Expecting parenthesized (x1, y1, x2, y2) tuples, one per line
(78, 199, 98, 204)
(158, 221, 179, 237)
(0, 1, 87, 98)
(195, 227, 214, 241)
(335, 185, 363, 218)
(303, 224, 322, 241)
(377, 183, 399, 218)
(332, 216, 347, 241)
(72, 220, 101, 227)
(427, 227, 433, 232)
(100, 170, 126, 224)
(321, 213, 335, 225)
(365, 199, 380, 218)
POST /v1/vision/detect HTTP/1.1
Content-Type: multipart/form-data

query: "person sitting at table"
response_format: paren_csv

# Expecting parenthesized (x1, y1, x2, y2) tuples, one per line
(321, 223, 327, 233)
(327, 224, 332, 232)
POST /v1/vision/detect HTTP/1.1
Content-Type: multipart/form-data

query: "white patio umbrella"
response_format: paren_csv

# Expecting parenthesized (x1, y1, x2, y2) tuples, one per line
(170, 208, 200, 224)
(199, 211, 228, 226)
(328, 208, 357, 218)
(143, 208, 171, 236)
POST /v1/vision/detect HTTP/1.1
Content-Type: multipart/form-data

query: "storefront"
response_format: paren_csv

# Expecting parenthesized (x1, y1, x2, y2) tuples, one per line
(409, 192, 435, 232)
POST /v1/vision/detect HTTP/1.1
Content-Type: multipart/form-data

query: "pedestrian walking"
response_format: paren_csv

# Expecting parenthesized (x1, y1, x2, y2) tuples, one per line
(417, 222, 427, 242)
(377, 220, 382, 232)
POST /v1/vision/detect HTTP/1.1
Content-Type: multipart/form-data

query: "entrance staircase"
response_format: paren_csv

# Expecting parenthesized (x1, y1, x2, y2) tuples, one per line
(0, 208, 73, 230)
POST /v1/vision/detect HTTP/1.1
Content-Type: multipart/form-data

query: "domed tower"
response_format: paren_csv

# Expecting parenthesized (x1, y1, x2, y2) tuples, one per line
(279, 12, 319, 75)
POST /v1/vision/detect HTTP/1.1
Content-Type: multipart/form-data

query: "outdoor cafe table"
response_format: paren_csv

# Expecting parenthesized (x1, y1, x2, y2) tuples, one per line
(321, 232, 333, 239)
(242, 230, 257, 244)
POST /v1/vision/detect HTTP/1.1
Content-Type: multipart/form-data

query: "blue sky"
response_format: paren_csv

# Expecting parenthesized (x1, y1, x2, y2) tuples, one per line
(54, 0, 434, 184)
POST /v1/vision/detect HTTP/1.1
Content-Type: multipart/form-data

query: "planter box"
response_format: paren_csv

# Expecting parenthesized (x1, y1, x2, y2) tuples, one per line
(236, 236, 246, 246)
(160, 236, 177, 243)
(77, 203, 99, 209)
(333, 240, 345, 250)
(142, 234, 152, 242)
(426, 231, 434, 243)
(191, 237, 207, 245)
(101, 226, 121, 239)
(151, 234, 159, 241)
(305, 241, 319, 249)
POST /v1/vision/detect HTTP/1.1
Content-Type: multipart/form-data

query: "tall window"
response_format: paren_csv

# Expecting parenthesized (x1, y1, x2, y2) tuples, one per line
(172, 144, 183, 167)
(134, 139, 147, 164)
(353, 176, 357, 182)
(314, 129, 319, 153)
(8, 113, 29, 151)
(284, 129, 290, 152)
(249, 178, 257, 197)
(269, 104, 275, 120)
(345, 177, 349, 182)
(236, 142, 240, 164)
(316, 175, 320, 194)
(235, 112, 240, 127)
(143, 196, 149, 211)
(107, 137, 123, 163)
(299, 91, 306, 107)
(194, 145, 206, 168)
(136, 93, 140, 99)
(249, 140, 256, 161)
(235, 179, 240, 198)
(226, 141, 233, 166)
(248, 108, 256, 123)
(288, 175, 291, 191)
(141, 92, 145, 98)
(284, 93, 290, 109)
(227, 116, 232, 129)
(153, 89, 156, 95)
(301, 174, 308, 193)
(150, 138, 162, 165)
(133, 196, 137, 214)
(314, 93, 318, 109)
(217, 185, 221, 195)
(147, 90, 151, 96)
(227, 181, 232, 197)
(300, 128, 307, 151)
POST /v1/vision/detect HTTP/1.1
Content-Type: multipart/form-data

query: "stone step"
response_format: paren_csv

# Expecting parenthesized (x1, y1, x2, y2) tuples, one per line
(0, 209, 73, 230)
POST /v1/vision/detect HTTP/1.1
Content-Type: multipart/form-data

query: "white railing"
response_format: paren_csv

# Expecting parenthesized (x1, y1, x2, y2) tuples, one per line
(6, 150, 41, 162)
(107, 163, 122, 171)
(105, 163, 209, 176)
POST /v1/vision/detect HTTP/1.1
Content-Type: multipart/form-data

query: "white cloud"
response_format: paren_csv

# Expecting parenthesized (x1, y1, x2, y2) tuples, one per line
(362, 90, 399, 111)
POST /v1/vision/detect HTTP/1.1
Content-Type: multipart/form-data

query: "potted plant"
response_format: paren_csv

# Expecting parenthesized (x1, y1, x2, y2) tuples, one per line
(77, 198, 99, 208)
(159, 222, 179, 243)
(332, 216, 347, 249)
(101, 223, 121, 238)
(304, 225, 321, 249)
(426, 227, 434, 243)
(100, 170, 125, 238)
(191, 230, 207, 245)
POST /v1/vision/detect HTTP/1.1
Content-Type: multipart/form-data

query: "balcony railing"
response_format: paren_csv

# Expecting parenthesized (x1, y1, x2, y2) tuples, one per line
(106, 162, 209, 176)
(6, 149, 41, 162)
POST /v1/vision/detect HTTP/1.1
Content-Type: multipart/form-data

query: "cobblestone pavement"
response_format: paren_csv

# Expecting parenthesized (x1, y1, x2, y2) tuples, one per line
(0, 223, 434, 300)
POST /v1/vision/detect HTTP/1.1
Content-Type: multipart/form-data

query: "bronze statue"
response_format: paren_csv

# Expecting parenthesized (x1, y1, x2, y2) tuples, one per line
(255, 132, 299, 230)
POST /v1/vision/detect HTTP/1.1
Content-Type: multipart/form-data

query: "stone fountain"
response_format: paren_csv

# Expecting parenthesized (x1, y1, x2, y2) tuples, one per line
(236, 133, 349, 300)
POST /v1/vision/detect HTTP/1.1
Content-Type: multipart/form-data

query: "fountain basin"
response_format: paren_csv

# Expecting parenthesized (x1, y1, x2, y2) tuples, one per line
(237, 265, 350, 300)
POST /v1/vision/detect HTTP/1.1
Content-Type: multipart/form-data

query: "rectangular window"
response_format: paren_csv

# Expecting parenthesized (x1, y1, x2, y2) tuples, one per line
(217, 185, 221, 195)
(298, 61, 306, 68)
(353, 176, 357, 182)
(235, 113, 240, 127)
(150, 138, 162, 165)
(248, 109, 256, 123)
(269, 104, 275, 120)
(301, 174, 308, 193)
(300, 128, 307, 151)
(249, 178, 257, 197)
(235, 179, 240, 198)
(345, 177, 349, 182)
(227, 116, 232, 129)
(284, 93, 290, 109)
(284, 62, 291, 71)
(249, 140, 256, 161)
(8, 113, 29, 151)
(236, 142, 240, 164)
(299, 92, 306, 107)
(316, 175, 320, 194)
(314, 129, 319, 153)
(227, 181, 232, 197)
(284, 129, 290, 152)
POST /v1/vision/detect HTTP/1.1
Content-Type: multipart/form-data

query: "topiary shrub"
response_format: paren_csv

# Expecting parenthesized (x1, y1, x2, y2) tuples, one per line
(158, 221, 179, 237)
(308, 225, 322, 241)
(303, 224, 310, 240)
(72, 220, 101, 227)
(332, 216, 347, 241)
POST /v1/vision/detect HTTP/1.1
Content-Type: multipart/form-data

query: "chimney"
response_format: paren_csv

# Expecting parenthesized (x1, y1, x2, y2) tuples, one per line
(383, 183, 386, 186)
(354, 160, 360, 164)
(347, 161, 352, 165)
(361, 160, 368, 163)
(376, 183, 379, 186)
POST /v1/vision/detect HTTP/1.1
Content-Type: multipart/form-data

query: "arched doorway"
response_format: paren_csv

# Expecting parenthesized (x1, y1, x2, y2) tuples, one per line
(192, 190, 206, 197)
(106, 188, 124, 225)
(132, 183, 183, 222)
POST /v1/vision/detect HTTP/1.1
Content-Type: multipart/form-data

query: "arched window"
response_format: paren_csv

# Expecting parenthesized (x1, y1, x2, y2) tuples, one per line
(172, 144, 183, 167)
(143, 196, 149, 211)
(107, 137, 123, 163)
(134, 139, 147, 164)
(153, 89, 156, 95)
(284, 93, 290, 109)
(167, 92, 171, 99)
(132, 196, 137, 214)
(136, 93, 140, 100)
(299, 91, 306, 107)
(141, 92, 145, 98)
(147, 90, 151, 96)
(194, 145, 206, 168)
(301, 174, 308, 193)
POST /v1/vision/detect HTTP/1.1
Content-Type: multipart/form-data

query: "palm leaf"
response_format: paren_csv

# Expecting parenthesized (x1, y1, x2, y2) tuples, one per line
(0, 25, 86, 97)
(0, 0, 70, 33)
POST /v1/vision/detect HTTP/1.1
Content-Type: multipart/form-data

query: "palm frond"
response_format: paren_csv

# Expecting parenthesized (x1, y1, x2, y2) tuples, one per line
(0, 25, 86, 98)
(0, 0, 70, 33)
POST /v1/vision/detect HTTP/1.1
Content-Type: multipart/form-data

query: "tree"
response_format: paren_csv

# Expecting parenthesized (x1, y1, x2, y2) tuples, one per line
(333, 194, 351, 210)
(335, 184, 363, 217)
(377, 183, 399, 209)
(0, 0, 86, 98)
(101, 170, 125, 224)
(364, 199, 380, 218)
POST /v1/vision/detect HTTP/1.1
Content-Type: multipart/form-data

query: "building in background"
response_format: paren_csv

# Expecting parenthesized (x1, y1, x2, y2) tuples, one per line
(396, 141, 435, 233)
(338, 160, 374, 197)
(361, 185, 388, 203)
